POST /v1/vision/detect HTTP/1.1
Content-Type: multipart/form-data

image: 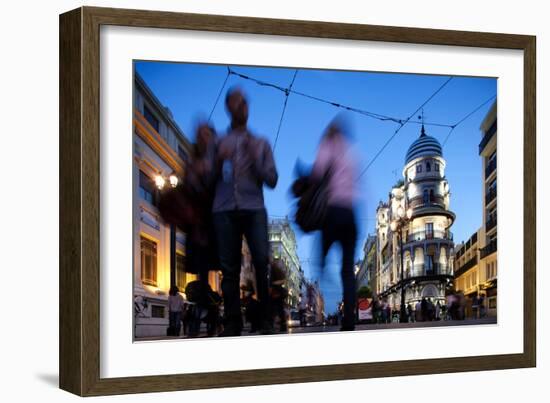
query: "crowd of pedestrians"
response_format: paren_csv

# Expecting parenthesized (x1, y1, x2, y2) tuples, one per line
(364, 291, 487, 325)
(160, 87, 362, 338)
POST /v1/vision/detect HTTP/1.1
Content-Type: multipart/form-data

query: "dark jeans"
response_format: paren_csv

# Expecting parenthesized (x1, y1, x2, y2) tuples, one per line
(213, 209, 270, 329)
(321, 206, 357, 328)
(169, 311, 182, 335)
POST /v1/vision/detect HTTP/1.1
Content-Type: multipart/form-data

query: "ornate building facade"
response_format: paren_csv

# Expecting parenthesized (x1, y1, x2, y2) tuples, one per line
(478, 102, 498, 316)
(454, 229, 481, 318)
(304, 280, 325, 325)
(133, 73, 221, 338)
(268, 218, 304, 309)
(375, 125, 455, 310)
(356, 234, 377, 292)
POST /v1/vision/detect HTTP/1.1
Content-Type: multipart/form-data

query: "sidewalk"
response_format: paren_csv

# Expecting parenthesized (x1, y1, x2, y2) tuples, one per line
(135, 317, 497, 341)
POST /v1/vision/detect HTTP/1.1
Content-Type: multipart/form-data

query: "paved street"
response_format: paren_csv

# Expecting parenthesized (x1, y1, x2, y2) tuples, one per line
(136, 317, 497, 341)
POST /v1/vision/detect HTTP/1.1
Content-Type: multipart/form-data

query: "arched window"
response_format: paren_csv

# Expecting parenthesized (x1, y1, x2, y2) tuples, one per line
(426, 161, 431, 172)
(416, 164, 422, 173)
(421, 284, 438, 298)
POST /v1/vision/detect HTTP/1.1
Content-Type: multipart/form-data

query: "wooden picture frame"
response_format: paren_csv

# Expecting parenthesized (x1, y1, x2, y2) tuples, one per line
(59, 6, 536, 396)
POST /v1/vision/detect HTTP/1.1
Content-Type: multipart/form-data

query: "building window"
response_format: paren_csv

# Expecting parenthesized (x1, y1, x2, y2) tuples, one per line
(143, 104, 160, 133)
(177, 144, 188, 162)
(486, 261, 497, 279)
(425, 223, 434, 239)
(140, 236, 157, 286)
(426, 161, 431, 172)
(488, 150, 496, 166)
(423, 188, 435, 204)
(416, 164, 422, 173)
(151, 305, 165, 318)
(139, 170, 158, 206)
(435, 162, 440, 172)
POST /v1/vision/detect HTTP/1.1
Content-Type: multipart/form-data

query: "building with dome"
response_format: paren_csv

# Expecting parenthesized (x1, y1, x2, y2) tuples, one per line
(374, 124, 455, 314)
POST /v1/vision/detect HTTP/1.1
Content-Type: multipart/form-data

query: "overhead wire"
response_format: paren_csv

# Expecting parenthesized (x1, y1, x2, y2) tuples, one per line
(442, 94, 497, 146)
(273, 69, 299, 151)
(207, 67, 231, 123)
(355, 77, 454, 181)
(223, 67, 495, 180)
(228, 68, 454, 129)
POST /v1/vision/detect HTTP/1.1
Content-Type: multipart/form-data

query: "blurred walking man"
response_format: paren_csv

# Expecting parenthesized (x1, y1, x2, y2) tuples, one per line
(213, 88, 278, 337)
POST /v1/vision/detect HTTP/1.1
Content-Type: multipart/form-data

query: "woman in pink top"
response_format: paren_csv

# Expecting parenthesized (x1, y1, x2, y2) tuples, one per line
(311, 120, 358, 331)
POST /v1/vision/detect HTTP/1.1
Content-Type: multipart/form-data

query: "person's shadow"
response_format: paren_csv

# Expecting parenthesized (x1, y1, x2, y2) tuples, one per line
(35, 373, 58, 388)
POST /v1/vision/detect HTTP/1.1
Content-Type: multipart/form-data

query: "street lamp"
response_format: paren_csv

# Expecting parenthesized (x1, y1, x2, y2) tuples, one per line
(391, 206, 413, 324)
(154, 172, 180, 288)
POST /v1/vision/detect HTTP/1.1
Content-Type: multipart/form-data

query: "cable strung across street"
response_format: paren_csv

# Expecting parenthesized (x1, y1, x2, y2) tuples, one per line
(208, 67, 495, 178)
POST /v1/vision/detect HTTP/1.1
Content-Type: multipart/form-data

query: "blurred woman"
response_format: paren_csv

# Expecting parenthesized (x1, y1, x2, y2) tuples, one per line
(183, 123, 220, 336)
(311, 118, 358, 331)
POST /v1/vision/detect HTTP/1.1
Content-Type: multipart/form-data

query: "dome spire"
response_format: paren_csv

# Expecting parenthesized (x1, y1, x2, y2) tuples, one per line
(405, 109, 443, 164)
(419, 108, 426, 137)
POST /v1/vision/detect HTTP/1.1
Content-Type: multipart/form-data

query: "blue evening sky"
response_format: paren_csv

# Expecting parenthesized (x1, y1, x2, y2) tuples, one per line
(135, 61, 496, 314)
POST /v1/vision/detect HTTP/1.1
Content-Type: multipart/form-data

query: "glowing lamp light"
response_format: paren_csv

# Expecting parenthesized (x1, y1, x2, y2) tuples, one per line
(169, 174, 179, 188)
(390, 220, 398, 232)
(154, 175, 166, 190)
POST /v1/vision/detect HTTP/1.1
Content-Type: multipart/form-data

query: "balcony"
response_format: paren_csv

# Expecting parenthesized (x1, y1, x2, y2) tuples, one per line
(410, 263, 450, 277)
(455, 256, 478, 277)
(485, 158, 497, 178)
(479, 120, 497, 154)
(480, 240, 497, 259)
(409, 195, 445, 210)
(406, 230, 453, 243)
(485, 187, 497, 206)
(486, 215, 497, 232)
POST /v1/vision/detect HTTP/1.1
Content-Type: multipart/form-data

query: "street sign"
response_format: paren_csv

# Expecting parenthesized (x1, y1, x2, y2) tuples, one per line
(358, 298, 373, 320)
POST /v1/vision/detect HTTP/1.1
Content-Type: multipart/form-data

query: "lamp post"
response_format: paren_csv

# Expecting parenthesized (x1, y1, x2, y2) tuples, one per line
(391, 206, 413, 324)
(155, 172, 180, 289)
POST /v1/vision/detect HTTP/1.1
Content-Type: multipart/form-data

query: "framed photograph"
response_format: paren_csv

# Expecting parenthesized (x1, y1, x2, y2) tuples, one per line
(59, 6, 536, 396)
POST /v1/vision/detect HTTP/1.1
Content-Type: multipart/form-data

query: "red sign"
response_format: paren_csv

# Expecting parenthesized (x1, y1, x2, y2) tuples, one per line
(358, 298, 373, 320)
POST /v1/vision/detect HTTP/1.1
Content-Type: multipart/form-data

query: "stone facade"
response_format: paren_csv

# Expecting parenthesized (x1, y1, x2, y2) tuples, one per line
(375, 125, 455, 310)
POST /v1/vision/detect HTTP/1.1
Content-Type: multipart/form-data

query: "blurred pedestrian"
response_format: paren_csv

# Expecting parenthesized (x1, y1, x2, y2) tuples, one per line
(381, 299, 389, 324)
(458, 292, 466, 320)
(311, 118, 358, 331)
(242, 288, 261, 333)
(427, 299, 435, 321)
(446, 293, 456, 320)
(435, 300, 441, 321)
(415, 299, 422, 322)
(298, 293, 307, 326)
(472, 295, 480, 319)
(212, 88, 278, 337)
(421, 297, 428, 322)
(479, 294, 486, 318)
(373, 297, 382, 324)
(185, 123, 221, 311)
(407, 303, 414, 323)
(168, 286, 185, 336)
